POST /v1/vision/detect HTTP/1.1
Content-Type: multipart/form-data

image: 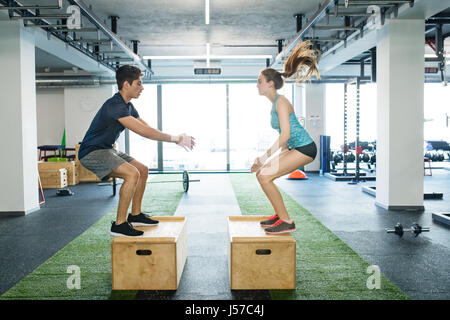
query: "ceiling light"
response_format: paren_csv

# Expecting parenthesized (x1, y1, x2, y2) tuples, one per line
(143, 55, 273, 60)
(143, 55, 205, 60)
(205, 0, 210, 25)
(212, 55, 273, 59)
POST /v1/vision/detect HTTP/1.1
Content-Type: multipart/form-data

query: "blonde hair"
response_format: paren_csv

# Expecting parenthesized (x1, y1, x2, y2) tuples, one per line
(261, 40, 321, 89)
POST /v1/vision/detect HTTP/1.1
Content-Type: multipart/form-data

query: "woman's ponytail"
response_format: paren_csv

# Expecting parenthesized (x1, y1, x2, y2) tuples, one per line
(282, 40, 321, 82)
(261, 41, 320, 90)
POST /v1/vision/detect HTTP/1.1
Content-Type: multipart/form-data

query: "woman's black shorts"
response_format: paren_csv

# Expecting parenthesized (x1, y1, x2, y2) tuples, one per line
(290, 141, 317, 160)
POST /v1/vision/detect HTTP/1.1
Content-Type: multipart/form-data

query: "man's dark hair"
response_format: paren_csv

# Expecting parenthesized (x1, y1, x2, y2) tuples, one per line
(116, 65, 143, 90)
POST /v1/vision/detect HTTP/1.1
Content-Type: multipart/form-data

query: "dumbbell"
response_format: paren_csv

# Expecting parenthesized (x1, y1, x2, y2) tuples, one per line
(385, 222, 430, 238)
(344, 152, 355, 162)
(361, 153, 370, 163)
(333, 153, 343, 164)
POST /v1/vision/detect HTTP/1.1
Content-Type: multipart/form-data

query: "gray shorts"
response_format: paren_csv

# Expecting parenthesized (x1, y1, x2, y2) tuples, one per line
(79, 149, 135, 181)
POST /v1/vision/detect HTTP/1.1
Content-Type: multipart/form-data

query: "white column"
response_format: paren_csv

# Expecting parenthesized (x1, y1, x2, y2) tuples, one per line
(303, 84, 326, 171)
(0, 21, 39, 215)
(376, 19, 424, 210)
(293, 84, 305, 118)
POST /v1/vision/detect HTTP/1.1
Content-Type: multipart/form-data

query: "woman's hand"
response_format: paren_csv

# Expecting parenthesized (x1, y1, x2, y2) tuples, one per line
(250, 156, 265, 173)
(279, 144, 289, 157)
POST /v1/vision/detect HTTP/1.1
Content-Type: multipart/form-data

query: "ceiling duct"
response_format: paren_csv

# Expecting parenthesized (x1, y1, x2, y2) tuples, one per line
(36, 76, 115, 88)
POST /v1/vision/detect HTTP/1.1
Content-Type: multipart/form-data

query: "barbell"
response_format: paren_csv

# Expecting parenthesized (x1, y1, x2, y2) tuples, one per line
(148, 170, 200, 192)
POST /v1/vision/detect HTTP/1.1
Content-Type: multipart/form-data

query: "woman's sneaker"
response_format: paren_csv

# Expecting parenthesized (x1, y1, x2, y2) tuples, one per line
(110, 221, 144, 237)
(260, 214, 280, 228)
(264, 220, 296, 235)
(127, 213, 159, 227)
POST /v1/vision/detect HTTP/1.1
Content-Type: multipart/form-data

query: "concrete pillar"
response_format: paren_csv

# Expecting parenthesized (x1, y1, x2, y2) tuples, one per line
(0, 21, 39, 215)
(303, 84, 326, 171)
(376, 19, 425, 211)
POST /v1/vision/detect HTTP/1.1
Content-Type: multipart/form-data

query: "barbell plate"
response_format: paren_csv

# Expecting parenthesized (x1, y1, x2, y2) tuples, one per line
(147, 170, 199, 193)
(183, 170, 189, 192)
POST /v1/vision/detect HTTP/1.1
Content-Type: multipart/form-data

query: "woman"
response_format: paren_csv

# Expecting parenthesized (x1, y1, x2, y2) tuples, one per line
(251, 41, 321, 235)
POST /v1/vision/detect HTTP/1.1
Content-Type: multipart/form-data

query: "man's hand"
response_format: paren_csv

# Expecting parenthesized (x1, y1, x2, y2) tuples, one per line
(174, 133, 196, 151)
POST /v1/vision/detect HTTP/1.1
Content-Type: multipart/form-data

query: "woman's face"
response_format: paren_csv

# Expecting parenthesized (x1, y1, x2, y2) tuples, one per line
(257, 73, 273, 96)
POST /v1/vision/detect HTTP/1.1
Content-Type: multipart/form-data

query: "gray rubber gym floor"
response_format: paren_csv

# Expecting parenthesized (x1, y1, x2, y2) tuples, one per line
(0, 170, 449, 299)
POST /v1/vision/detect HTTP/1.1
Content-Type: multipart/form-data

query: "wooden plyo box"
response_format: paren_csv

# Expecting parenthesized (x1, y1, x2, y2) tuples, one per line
(38, 161, 79, 186)
(111, 216, 187, 290)
(228, 216, 296, 290)
(39, 168, 68, 189)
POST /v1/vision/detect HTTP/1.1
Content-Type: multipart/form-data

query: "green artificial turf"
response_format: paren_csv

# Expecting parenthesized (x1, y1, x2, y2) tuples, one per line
(0, 174, 185, 300)
(229, 173, 410, 300)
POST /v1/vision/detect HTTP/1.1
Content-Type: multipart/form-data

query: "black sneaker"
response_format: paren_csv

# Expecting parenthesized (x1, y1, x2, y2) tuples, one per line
(264, 220, 296, 235)
(260, 214, 280, 228)
(127, 213, 159, 227)
(110, 221, 144, 237)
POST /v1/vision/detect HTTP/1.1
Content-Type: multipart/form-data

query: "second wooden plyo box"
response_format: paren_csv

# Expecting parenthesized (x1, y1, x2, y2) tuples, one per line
(227, 216, 296, 290)
(111, 216, 187, 290)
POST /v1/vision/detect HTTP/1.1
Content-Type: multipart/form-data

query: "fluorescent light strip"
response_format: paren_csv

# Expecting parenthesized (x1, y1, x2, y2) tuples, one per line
(143, 55, 273, 60)
(213, 55, 273, 59)
(205, 0, 210, 25)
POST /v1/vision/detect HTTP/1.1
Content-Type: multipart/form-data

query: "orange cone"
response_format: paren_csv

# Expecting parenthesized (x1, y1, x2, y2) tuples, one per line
(287, 169, 308, 180)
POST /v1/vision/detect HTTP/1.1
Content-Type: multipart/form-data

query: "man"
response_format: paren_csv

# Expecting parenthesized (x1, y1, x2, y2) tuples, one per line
(78, 65, 195, 237)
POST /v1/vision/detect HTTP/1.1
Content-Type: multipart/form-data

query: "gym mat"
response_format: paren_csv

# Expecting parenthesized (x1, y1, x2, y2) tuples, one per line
(229, 173, 409, 300)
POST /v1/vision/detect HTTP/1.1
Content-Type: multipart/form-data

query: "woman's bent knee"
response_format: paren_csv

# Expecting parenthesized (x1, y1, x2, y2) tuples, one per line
(256, 170, 274, 185)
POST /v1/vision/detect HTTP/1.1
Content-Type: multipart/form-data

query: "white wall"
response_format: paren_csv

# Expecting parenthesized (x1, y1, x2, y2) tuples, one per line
(36, 88, 65, 151)
(63, 86, 120, 150)
(35, 85, 127, 158)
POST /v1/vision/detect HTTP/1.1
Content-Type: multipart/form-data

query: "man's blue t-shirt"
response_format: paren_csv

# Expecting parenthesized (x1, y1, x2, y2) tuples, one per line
(78, 92, 139, 160)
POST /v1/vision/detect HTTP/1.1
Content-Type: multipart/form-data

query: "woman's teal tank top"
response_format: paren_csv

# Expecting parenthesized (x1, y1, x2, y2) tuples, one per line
(270, 94, 313, 149)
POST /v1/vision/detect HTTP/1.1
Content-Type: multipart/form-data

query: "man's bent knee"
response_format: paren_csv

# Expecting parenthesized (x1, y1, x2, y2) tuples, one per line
(139, 165, 149, 179)
(119, 166, 140, 184)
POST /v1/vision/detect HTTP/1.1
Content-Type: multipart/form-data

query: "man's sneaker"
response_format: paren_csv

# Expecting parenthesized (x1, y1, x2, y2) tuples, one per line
(127, 213, 159, 227)
(260, 214, 280, 228)
(264, 220, 296, 235)
(110, 221, 144, 237)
